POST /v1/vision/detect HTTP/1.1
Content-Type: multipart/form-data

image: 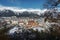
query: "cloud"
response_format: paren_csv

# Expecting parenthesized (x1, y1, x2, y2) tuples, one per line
(7, 0, 21, 6)
(0, 5, 47, 15)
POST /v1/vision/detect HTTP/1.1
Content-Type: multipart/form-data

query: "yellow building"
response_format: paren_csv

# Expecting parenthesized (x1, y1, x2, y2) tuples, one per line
(26, 20, 39, 29)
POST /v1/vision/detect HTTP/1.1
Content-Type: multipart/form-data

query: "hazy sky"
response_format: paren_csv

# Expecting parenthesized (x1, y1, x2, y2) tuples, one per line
(0, 0, 46, 9)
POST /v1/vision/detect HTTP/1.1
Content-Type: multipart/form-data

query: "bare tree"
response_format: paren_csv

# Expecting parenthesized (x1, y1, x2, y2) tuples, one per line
(44, 0, 60, 9)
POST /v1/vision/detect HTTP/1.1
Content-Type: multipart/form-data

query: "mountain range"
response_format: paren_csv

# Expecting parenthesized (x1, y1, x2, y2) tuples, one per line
(0, 9, 43, 18)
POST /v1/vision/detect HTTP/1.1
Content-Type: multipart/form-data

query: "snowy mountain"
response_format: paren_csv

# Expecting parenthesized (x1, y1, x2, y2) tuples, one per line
(0, 7, 47, 17)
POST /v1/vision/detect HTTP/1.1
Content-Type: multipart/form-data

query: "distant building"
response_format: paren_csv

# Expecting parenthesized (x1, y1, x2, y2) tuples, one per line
(26, 20, 39, 29)
(18, 20, 25, 26)
(11, 20, 18, 25)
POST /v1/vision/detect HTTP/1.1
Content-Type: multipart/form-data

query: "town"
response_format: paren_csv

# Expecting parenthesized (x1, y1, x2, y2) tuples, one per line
(0, 16, 46, 29)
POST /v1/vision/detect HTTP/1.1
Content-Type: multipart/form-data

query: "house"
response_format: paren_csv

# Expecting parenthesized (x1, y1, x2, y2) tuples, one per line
(26, 20, 39, 29)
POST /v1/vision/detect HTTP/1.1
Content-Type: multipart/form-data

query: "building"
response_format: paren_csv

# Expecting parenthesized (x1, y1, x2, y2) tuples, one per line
(11, 20, 18, 25)
(26, 20, 39, 29)
(18, 20, 25, 26)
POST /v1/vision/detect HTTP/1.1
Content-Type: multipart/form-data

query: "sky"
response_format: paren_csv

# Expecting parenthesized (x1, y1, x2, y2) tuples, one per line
(0, 0, 46, 9)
